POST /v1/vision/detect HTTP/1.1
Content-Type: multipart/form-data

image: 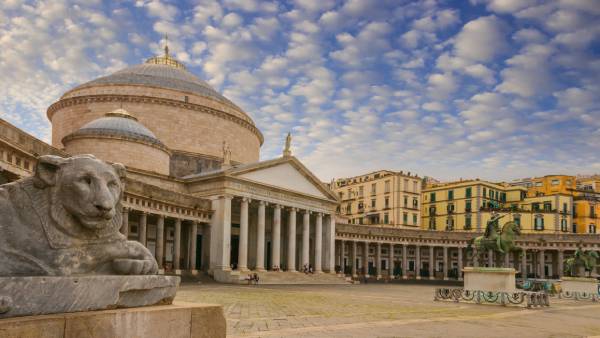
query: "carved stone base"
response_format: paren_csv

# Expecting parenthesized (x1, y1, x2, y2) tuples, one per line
(463, 267, 516, 292)
(559, 277, 600, 301)
(434, 288, 550, 308)
(0, 302, 225, 338)
(0, 275, 180, 318)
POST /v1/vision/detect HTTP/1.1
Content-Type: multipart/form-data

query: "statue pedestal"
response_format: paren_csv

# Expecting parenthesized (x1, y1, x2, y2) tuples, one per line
(463, 267, 516, 292)
(0, 302, 225, 338)
(0, 275, 179, 318)
(559, 277, 599, 301)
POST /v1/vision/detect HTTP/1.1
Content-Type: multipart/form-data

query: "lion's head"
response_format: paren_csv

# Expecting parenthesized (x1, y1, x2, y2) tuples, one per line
(34, 154, 126, 233)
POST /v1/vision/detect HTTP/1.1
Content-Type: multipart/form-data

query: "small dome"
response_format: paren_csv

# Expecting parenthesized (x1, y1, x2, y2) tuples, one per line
(63, 109, 164, 147)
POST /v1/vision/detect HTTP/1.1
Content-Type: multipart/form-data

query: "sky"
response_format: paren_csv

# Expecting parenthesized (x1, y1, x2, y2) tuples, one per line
(1, 0, 599, 182)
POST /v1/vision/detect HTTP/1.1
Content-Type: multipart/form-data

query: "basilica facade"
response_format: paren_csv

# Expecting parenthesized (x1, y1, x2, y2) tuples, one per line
(0, 48, 339, 283)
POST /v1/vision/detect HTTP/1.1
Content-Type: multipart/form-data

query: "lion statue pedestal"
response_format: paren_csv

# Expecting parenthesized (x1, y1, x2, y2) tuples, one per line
(0, 155, 180, 318)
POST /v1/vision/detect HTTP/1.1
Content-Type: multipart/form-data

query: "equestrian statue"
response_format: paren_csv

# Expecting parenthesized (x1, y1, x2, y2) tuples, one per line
(565, 246, 599, 277)
(469, 212, 522, 268)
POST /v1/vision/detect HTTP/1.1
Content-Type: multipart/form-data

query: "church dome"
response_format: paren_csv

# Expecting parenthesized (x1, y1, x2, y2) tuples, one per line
(48, 44, 263, 177)
(64, 108, 164, 147)
(62, 108, 171, 175)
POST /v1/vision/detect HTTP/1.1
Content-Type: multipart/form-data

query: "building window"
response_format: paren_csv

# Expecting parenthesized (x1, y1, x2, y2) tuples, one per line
(384, 197, 389, 209)
(591, 206, 596, 218)
(534, 215, 544, 231)
(448, 190, 454, 200)
(573, 222, 577, 233)
(430, 192, 436, 202)
(466, 187, 472, 198)
(384, 213, 389, 224)
(384, 180, 390, 193)
(532, 203, 540, 211)
(543, 202, 552, 211)
(563, 203, 568, 214)
(412, 213, 417, 225)
(413, 198, 418, 208)
(483, 187, 487, 198)
(404, 196, 408, 208)
(358, 202, 364, 211)
(184, 95, 189, 103)
(404, 178, 408, 190)
(560, 218, 567, 232)
(413, 181, 418, 192)
(371, 183, 377, 195)
(465, 200, 472, 213)
(429, 218, 436, 230)
(429, 206, 436, 216)
(551, 179, 559, 186)
(589, 224, 596, 234)
(447, 203, 455, 213)
(446, 217, 454, 231)
(513, 214, 521, 226)
(371, 199, 376, 208)
(500, 192, 506, 202)
(465, 214, 472, 230)
(359, 186, 364, 197)
(403, 212, 408, 224)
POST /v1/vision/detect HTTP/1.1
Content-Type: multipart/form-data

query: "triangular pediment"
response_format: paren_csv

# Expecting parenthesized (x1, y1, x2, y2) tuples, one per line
(232, 159, 336, 201)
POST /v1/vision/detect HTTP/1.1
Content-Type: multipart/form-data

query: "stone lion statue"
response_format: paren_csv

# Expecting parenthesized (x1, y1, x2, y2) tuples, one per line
(0, 154, 158, 276)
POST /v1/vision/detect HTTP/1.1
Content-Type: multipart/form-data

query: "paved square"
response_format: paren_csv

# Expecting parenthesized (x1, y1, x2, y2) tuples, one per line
(176, 283, 600, 338)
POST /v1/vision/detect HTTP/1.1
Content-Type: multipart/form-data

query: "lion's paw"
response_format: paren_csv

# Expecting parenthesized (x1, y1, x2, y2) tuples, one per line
(112, 258, 159, 275)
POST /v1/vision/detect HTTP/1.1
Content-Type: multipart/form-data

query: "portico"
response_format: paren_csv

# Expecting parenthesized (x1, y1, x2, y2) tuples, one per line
(185, 156, 339, 283)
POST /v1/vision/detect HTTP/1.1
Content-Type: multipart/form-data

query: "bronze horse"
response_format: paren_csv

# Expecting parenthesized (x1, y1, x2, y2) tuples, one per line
(470, 221, 521, 268)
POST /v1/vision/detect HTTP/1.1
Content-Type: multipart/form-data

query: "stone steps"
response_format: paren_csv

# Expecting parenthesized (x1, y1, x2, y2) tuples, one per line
(245, 271, 350, 285)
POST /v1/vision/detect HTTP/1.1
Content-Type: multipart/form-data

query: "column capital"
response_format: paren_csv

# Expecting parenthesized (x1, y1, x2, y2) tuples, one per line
(241, 197, 251, 203)
(121, 206, 129, 212)
(258, 200, 267, 206)
(303, 209, 312, 214)
(273, 203, 282, 209)
(219, 194, 234, 200)
(288, 207, 297, 212)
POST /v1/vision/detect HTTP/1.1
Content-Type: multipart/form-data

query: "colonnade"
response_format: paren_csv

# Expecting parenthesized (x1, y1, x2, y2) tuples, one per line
(211, 195, 336, 274)
(336, 240, 585, 280)
(121, 207, 206, 273)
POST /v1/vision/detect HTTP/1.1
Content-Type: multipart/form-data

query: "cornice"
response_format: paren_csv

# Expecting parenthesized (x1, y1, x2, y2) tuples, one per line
(46, 94, 264, 145)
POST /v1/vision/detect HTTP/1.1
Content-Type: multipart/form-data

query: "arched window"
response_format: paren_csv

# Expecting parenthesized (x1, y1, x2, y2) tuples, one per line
(560, 218, 567, 232)
(534, 214, 544, 231)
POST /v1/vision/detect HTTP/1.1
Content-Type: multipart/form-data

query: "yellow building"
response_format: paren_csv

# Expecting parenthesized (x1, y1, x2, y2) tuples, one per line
(332, 170, 422, 228)
(512, 174, 598, 234)
(422, 179, 573, 234)
(511, 175, 575, 197)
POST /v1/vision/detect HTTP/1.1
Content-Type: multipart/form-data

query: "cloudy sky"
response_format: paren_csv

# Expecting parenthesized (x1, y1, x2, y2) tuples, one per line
(1, 0, 599, 182)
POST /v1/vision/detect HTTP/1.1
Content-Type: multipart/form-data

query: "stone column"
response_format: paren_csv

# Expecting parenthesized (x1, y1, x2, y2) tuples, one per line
(340, 240, 346, 274)
(389, 243, 394, 278)
(363, 242, 369, 277)
(156, 214, 165, 270)
(457, 247, 463, 281)
(351, 241, 358, 277)
(429, 246, 435, 280)
(487, 249, 493, 267)
(121, 207, 129, 237)
(272, 205, 281, 270)
(190, 221, 198, 272)
(376, 242, 382, 279)
(326, 214, 336, 273)
(402, 244, 408, 279)
(138, 212, 147, 246)
(314, 213, 323, 273)
(174, 218, 182, 272)
(302, 210, 310, 270)
(539, 249, 545, 279)
(443, 246, 449, 280)
(415, 245, 421, 280)
(287, 208, 297, 272)
(210, 195, 232, 273)
(557, 250, 564, 278)
(521, 249, 528, 278)
(256, 201, 266, 271)
(238, 197, 250, 271)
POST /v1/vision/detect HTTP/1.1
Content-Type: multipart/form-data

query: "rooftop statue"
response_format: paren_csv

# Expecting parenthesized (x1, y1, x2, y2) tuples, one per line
(0, 154, 158, 276)
(565, 246, 599, 278)
(469, 213, 521, 267)
(283, 132, 292, 157)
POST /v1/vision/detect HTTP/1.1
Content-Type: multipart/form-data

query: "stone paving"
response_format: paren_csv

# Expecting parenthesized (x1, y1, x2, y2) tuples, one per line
(176, 282, 600, 338)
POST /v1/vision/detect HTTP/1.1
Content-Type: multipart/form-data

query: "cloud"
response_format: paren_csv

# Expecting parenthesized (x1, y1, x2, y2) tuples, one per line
(454, 16, 508, 62)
